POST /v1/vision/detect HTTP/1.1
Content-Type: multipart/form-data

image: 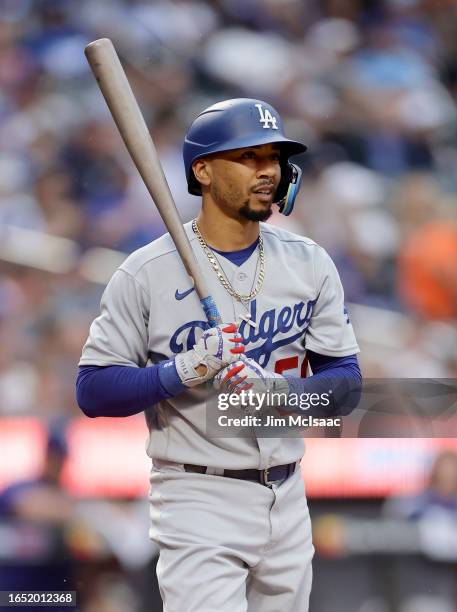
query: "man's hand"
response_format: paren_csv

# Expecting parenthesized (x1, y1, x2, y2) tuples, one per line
(175, 323, 244, 387)
(214, 357, 289, 409)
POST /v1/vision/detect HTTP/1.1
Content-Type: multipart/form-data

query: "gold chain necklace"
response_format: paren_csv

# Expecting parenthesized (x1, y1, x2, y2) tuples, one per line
(192, 219, 265, 327)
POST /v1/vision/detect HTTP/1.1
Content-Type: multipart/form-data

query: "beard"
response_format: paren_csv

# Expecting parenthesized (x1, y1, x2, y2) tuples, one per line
(210, 183, 274, 222)
(239, 199, 273, 222)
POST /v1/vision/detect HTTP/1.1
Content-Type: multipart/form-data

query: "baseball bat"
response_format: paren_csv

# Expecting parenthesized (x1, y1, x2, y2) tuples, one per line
(84, 38, 222, 327)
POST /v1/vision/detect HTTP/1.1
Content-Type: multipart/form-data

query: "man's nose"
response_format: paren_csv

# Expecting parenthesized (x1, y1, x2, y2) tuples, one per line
(256, 157, 278, 179)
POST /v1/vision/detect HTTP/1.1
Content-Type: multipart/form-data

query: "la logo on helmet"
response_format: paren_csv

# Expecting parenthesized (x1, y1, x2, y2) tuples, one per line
(255, 104, 278, 129)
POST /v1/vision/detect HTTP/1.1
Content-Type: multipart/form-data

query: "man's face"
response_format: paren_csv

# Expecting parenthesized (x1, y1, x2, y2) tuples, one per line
(194, 143, 282, 222)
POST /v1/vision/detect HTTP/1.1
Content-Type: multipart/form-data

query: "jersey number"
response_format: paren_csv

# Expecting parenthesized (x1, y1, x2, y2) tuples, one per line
(274, 355, 308, 377)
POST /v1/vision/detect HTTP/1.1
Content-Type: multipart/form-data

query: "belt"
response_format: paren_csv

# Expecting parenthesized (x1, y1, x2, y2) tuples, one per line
(183, 462, 297, 488)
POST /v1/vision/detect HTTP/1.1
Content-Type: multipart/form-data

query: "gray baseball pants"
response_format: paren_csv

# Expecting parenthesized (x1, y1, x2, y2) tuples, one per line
(148, 461, 314, 612)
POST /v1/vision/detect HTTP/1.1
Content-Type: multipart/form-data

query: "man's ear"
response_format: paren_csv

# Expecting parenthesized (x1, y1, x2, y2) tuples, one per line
(192, 158, 211, 188)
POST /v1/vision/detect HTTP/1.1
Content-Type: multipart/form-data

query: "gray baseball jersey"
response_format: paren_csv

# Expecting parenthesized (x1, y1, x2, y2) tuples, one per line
(79, 221, 359, 469)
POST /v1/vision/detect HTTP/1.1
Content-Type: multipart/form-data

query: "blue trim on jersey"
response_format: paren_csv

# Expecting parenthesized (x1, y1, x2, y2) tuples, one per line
(212, 238, 259, 267)
(285, 352, 362, 416)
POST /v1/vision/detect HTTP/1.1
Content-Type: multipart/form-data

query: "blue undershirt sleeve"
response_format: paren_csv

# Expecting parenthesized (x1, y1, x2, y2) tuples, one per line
(284, 351, 362, 416)
(77, 352, 362, 418)
(76, 359, 185, 418)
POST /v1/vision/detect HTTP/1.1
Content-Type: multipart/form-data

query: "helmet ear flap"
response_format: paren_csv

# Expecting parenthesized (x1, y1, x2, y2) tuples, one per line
(275, 163, 302, 216)
(274, 156, 292, 202)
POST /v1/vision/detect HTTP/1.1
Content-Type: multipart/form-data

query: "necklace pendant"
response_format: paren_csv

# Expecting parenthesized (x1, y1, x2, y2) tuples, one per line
(238, 313, 257, 328)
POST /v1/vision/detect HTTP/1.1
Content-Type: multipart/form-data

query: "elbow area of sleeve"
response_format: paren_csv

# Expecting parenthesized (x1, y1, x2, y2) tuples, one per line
(76, 366, 105, 417)
(338, 361, 363, 415)
(286, 353, 363, 417)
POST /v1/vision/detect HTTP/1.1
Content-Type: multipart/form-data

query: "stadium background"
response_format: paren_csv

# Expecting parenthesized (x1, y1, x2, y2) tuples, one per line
(0, 0, 457, 610)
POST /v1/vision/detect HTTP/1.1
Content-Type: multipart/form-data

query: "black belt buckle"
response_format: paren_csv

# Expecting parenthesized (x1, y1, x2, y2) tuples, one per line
(260, 463, 295, 487)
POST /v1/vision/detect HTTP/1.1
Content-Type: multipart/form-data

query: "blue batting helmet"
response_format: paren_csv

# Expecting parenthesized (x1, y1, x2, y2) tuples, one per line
(183, 98, 307, 216)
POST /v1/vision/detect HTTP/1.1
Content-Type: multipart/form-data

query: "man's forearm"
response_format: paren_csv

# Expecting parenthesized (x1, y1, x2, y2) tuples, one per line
(76, 360, 184, 417)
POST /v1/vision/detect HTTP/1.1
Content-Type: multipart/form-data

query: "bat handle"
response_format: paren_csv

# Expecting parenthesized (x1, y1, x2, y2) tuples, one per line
(200, 296, 223, 327)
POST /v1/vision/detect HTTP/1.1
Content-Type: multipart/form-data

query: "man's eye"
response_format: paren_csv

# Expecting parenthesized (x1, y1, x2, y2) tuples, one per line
(271, 153, 280, 161)
(241, 151, 256, 159)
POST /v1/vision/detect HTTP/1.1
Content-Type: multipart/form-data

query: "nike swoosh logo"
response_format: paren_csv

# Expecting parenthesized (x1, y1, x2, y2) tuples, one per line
(175, 286, 195, 301)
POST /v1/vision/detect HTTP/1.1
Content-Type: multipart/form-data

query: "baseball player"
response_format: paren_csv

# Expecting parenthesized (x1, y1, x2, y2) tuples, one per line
(77, 98, 361, 612)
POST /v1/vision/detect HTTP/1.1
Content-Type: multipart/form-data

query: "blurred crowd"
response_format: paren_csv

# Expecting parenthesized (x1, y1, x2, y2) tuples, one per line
(1, 0, 457, 420)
